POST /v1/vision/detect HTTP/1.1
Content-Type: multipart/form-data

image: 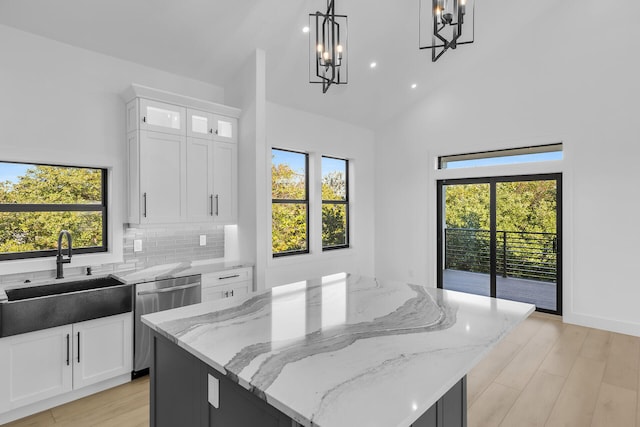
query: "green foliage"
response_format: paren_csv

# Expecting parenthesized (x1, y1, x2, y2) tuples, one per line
(444, 180, 557, 281)
(0, 166, 103, 254)
(271, 162, 347, 254)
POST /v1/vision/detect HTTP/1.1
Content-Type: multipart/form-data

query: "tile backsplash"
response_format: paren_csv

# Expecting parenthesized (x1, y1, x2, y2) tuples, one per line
(0, 224, 225, 285)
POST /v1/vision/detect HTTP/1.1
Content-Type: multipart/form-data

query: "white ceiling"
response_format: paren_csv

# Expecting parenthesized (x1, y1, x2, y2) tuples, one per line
(0, 0, 502, 129)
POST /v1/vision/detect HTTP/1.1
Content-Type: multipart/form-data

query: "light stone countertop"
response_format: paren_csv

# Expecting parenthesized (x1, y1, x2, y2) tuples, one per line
(0, 259, 253, 302)
(142, 272, 534, 427)
(113, 259, 253, 285)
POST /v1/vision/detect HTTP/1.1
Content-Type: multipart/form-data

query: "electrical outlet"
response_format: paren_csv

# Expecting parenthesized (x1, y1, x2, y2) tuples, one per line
(200, 235, 207, 246)
(134, 239, 142, 252)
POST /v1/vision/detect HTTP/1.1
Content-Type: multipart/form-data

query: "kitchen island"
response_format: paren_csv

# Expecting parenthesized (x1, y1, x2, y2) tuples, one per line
(142, 273, 534, 427)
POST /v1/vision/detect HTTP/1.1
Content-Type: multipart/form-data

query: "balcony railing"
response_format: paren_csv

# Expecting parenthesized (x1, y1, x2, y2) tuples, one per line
(444, 228, 557, 282)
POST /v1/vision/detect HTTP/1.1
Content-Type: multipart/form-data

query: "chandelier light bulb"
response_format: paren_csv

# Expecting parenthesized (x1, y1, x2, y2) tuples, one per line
(336, 44, 343, 53)
(317, 44, 324, 53)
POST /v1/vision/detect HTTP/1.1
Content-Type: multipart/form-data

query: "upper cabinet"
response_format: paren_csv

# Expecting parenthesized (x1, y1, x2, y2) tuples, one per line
(187, 109, 238, 143)
(124, 85, 240, 225)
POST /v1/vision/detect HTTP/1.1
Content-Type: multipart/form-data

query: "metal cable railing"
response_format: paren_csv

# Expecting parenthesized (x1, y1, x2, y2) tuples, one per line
(444, 228, 557, 282)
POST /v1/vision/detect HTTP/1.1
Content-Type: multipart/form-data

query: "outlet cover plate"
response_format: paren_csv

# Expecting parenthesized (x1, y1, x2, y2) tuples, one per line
(200, 235, 206, 246)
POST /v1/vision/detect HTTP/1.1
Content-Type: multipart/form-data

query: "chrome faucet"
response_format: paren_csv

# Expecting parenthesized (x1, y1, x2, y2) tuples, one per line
(56, 230, 72, 279)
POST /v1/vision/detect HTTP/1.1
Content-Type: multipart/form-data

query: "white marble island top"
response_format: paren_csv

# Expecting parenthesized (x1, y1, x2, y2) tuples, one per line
(142, 273, 534, 427)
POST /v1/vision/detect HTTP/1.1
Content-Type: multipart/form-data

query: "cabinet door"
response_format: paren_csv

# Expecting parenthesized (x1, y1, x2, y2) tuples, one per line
(72, 313, 133, 390)
(140, 99, 185, 135)
(186, 137, 214, 221)
(0, 325, 73, 412)
(140, 131, 186, 223)
(212, 115, 237, 143)
(212, 141, 238, 224)
(187, 109, 214, 139)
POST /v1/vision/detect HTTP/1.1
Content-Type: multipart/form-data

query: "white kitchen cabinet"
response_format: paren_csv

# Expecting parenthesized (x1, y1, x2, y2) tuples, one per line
(0, 325, 72, 413)
(72, 313, 133, 389)
(125, 86, 240, 225)
(212, 114, 237, 143)
(186, 137, 214, 221)
(126, 130, 187, 224)
(212, 141, 238, 224)
(139, 99, 185, 135)
(201, 267, 253, 302)
(0, 313, 132, 414)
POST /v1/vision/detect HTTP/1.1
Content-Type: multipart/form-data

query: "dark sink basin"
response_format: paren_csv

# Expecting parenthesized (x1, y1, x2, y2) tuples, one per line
(0, 275, 132, 337)
(5, 276, 124, 301)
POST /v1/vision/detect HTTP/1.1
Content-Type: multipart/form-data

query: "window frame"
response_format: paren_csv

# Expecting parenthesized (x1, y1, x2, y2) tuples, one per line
(271, 148, 310, 258)
(0, 161, 109, 261)
(322, 155, 350, 251)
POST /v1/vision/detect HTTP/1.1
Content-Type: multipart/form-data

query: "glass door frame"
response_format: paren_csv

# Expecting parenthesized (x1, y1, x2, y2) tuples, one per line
(436, 173, 563, 315)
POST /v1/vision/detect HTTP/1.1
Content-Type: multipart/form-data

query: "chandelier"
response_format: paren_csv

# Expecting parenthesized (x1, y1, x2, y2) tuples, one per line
(419, 0, 475, 62)
(309, 0, 348, 93)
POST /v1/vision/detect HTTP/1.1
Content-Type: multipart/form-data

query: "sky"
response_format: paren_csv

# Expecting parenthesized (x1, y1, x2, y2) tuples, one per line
(0, 162, 30, 183)
(445, 151, 562, 169)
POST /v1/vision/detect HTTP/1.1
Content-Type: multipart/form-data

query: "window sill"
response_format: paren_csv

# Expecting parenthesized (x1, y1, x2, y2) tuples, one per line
(0, 252, 123, 276)
(268, 246, 357, 267)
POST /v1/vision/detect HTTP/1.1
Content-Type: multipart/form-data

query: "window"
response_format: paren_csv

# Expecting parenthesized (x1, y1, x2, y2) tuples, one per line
(0, 161, 108, 260)
(438, 143, 563, 169)
(322, 156, 349, 250)
(272, 149, 309, 257)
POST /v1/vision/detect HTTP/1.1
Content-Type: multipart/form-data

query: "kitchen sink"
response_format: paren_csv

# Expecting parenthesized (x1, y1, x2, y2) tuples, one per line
(0, 275, 132, 337)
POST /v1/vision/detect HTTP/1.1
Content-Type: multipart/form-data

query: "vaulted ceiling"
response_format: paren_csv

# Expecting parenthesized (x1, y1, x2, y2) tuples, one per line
(0, 0, 550, 129)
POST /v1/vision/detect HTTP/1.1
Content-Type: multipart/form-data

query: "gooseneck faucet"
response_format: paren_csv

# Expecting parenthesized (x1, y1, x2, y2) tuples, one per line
(56, 230, 72, 279)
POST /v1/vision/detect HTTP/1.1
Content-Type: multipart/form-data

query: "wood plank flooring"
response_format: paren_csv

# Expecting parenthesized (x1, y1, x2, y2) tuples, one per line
(4, 313, 640, 427)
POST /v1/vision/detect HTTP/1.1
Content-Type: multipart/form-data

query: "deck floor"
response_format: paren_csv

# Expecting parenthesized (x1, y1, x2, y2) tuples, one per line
(443, 269, 558, 312)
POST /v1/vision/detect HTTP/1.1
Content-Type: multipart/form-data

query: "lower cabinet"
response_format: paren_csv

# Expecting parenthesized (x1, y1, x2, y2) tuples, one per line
(201, 267, 253, 302)
(0, 313, 132, 414)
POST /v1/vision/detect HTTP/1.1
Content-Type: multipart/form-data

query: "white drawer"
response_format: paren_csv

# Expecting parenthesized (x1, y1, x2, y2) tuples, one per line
(202, 281, 251, 302)
(202, 267, 252, 288)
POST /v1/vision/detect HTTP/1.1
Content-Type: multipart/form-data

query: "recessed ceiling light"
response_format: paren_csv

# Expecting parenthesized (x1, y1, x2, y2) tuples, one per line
(302, 26, 310, 33)
(370, 62, 377, 69)
(411, 83, 417, 89)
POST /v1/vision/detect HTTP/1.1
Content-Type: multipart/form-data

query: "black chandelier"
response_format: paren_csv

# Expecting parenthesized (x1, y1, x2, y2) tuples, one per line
(309, 0, 348, 93)
(419, 0, 475, 62)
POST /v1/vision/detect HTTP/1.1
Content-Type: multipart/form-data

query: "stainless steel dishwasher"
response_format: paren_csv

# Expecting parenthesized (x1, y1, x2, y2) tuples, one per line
(133, 274, 201, 377)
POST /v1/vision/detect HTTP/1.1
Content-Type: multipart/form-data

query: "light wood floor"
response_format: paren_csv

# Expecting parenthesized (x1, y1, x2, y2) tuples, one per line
(4, 313, 640, 427)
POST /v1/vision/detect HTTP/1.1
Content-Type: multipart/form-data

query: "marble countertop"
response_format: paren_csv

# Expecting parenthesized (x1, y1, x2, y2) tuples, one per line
(142, 273, 534, 427)
(114, 259, 253, 285)
(0, 259, 252, 302)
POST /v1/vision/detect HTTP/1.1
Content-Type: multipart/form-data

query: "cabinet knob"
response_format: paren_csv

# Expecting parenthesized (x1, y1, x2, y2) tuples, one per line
(209, 128, 214, 134)
(215, 129, 219, 135)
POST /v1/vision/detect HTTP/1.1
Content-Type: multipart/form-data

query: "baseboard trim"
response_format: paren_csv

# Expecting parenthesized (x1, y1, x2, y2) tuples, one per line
(564, 312, 640, 337)
(0, 373, 131, 425)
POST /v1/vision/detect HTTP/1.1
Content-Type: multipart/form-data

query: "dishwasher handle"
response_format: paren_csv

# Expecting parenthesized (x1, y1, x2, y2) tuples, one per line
(137, 282, 201, 296)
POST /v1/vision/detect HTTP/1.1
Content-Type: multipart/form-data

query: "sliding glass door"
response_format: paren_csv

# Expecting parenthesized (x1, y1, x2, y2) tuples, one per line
(437, 174, 562, 314)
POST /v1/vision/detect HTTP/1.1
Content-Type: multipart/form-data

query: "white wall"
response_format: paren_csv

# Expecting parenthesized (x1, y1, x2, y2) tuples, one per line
(374, 0, 640, 336)
(0, 25, 225, 274)
(264, 102, 375, 289)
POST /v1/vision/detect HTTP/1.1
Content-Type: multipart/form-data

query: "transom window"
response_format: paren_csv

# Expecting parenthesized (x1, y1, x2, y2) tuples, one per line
(0, 161, 108, 260)
(438, 143, 563, 169)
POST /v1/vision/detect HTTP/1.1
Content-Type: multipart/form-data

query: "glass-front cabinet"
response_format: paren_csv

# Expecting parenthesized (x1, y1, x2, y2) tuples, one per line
(187, 109, 237, 143)
(139, 99, 185, 135)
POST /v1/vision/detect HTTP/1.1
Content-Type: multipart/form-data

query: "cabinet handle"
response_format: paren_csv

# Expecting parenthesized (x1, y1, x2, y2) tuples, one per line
(230, 290, 234, 297)
(214, 129, 219, 135)
(143, 192, 147, 218)
(219, 274, 240, 280)
(215, 194, 219, 216)
(66, 334, 70, 366)
(210, 194, 214, 216)
(77, 332, 80, 363)
(143, 116, 147, 123)
(209, 128, 214, 134)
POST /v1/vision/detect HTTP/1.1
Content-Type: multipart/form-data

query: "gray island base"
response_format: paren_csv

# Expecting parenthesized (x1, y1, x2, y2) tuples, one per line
(142, 273, 533, 427)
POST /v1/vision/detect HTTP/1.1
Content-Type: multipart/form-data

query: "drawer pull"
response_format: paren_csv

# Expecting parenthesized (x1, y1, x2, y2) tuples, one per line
(219, 274, 240, 280)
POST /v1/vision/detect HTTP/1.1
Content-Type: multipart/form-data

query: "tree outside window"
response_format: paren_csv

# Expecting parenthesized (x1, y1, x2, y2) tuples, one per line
(272, 149, 309, 256)
(322, 156, 349, 250)
(0, 162, 107, 260)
